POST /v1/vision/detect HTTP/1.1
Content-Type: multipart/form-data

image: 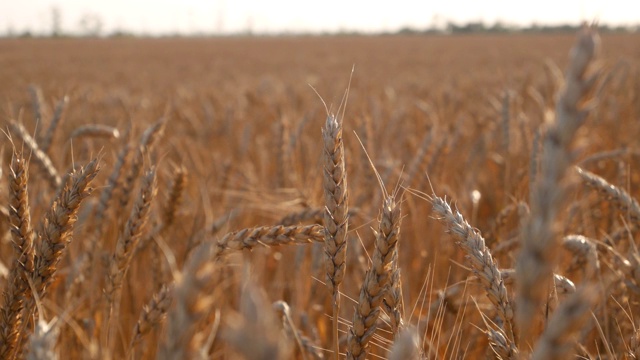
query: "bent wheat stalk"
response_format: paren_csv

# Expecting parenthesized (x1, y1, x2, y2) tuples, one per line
(576, 167, 640, 225)
(8, 120, 62, 190)
(214, 224, 325, 259)
(430, 195, 517, 355)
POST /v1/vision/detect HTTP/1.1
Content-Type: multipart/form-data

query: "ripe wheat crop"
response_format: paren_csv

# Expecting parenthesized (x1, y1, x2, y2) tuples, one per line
(0, 26, 639, 359)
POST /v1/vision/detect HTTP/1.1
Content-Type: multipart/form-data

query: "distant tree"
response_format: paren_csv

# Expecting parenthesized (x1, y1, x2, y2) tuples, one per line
(4, 25, 15, 38)
(490, 21, 511, 33)
(108, 28, 135, 38)
(51, 6, 62, 37)
(78, 13, 103, 37)
(447, 21, 486, 33)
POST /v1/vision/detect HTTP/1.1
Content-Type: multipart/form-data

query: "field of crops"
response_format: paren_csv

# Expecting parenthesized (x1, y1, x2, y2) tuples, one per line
(1, 28, 640, 359)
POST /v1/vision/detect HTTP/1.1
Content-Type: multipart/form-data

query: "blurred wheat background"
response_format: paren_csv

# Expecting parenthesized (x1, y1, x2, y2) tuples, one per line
(0, 27, 640, 359)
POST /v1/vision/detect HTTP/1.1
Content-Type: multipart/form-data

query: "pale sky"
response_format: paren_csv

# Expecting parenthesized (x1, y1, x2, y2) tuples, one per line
(0, 0, 637, 35)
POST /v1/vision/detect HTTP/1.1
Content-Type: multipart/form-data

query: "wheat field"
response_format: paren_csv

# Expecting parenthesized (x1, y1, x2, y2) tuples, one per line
(1, 27, 640, 359)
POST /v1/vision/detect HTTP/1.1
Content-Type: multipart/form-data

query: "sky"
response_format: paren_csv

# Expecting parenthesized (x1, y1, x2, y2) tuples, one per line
(0, 0, 638, 35)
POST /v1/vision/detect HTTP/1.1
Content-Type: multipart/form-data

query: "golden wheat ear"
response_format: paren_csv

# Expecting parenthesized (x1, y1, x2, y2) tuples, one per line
(516, 26, 600, 347)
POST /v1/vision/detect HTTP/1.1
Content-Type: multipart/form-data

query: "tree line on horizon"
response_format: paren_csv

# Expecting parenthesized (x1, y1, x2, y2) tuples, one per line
(2, 9, 638, 39)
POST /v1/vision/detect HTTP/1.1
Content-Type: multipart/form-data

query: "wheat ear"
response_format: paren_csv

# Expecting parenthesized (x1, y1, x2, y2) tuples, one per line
(14, 158, 99, 359)
(39, 95, 68, 154)
(280, 207, 359, 226)
(103, 168, 157, 348)
(562, 235, 599, 279)
(516, 26, 599, 346)
(70, 124, 120, 140)
(322, 112, 349, 360)
(0, 153, 36, 359)
(280, 208, 325, 226)
(383, 248, 404, 336)
(214, 224, 325, 259)
(223, 282, 292, 359)
(388, 326, 421, 360)
(118, 119, 165, 211)
(501, 269, 576, 295)
(26, 319, 60, 360)
(32, 158, 99, 298)
(28, 85, 46, 128)
(162, 166, 187, 228)
(273, 300, 324, 360)
(347, 195, 401, 360)
(8, 120, 62, 190)
(430, 195, 517, 351)
(576, 167, 640, 225)
(531, 287, 596, 360)
(159, 242, 218, 360)
(128, 284, 173, 356)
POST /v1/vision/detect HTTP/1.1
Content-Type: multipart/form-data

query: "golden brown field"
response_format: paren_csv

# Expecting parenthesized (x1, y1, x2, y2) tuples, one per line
(1, 29, 640, 359)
